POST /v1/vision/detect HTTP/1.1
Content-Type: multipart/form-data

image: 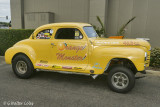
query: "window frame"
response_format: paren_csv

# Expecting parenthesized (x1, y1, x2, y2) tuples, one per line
(34, 28, 54, 40)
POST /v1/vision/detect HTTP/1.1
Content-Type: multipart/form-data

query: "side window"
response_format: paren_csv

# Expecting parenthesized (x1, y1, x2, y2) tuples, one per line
(36, 29, 53, 39)
(55, 28, 83, 39)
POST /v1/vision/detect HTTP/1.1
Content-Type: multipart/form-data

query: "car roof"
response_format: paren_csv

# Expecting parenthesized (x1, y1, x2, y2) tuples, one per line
(36, 22, 92, 30)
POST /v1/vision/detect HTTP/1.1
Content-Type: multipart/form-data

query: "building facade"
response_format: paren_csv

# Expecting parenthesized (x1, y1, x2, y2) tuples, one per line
(11, 0, 160, 47)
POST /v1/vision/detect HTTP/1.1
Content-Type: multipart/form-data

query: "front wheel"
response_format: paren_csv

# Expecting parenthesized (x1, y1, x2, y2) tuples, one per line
(12, 54, 35, 79)
(107, 66, 135, 93)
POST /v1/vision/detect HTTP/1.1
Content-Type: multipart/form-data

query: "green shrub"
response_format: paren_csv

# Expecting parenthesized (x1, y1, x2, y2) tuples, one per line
(92, 16, 106, 37)
(93, 25, 104, 37)
(0, 29, 34, 56)
(116, 16, 136, 36)
(150, 48, 160, 68)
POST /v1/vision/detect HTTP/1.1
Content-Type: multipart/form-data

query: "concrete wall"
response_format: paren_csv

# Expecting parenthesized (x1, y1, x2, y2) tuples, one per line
(10, 0, 160, 47)
(24, 12, 54, 29)
(10, 0, 24, 29)
(89, 0, 106, 27)
(24, 0, 90, 23)
(11, 0, 106, 29)
(106, 0, 160, 47)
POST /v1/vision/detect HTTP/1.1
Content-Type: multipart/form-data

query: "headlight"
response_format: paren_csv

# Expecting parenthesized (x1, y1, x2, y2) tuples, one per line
(149, 47, 152, 51)
(145, 52, 147, 61)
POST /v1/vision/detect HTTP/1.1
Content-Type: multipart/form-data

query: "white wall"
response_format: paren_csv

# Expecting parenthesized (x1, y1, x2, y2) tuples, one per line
(10, 0, 24, 29)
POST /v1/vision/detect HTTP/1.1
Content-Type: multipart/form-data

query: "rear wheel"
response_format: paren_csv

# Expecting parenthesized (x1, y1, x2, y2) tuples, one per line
(107, 66, 135, 93)
(12, 54, 35, 79)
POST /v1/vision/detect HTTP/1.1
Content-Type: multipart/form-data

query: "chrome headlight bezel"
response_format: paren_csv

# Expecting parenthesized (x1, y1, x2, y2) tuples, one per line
(145, 52, 148, 61)
(149, 46, 152, 51)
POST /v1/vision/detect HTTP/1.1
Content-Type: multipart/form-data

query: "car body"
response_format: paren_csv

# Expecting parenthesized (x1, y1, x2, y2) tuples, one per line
(5, 22, 151, 93)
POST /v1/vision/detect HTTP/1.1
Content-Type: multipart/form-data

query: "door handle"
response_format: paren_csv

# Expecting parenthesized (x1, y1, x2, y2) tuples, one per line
(51, 43, 56, 46)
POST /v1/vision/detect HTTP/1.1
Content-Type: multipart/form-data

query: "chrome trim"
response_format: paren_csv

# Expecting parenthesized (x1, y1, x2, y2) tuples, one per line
(36, 69, 91, 76)
(16, 61, 27, 74)
(104, 61, 111, 72)
(91, 74, 99, 79)
(149, 47, 152, 51)
(136, 38, 150, 41)
(145, 52, 147, 61)
(111, 72, 129, 89)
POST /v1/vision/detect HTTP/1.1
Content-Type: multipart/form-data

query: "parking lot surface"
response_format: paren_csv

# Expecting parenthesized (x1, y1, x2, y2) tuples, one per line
(0, 56, 160, 107)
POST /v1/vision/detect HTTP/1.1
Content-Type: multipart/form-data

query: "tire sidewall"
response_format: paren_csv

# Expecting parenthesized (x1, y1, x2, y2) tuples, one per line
(12, 55, 34, 79)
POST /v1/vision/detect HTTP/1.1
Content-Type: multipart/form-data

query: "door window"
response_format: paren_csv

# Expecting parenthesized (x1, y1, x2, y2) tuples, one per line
(36, 29, 53, 39)
(55, 28, 83, 39)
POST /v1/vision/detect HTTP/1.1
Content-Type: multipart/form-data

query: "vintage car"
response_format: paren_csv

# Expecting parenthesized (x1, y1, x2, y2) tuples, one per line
(5, 23, 151, 93)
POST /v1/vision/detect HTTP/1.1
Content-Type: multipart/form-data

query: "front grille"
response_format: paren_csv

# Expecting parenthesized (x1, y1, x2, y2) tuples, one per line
(145, 55, 150, 67)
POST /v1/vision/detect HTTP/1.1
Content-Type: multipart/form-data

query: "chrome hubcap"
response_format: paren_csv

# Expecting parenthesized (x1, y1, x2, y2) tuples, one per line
(16, 61, 27, 74)
(111, 72, 129, 89)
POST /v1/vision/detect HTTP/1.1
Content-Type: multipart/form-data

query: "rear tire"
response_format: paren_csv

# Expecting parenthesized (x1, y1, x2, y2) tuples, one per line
(12, 54, 35, 79)
(107, 66, 135, 93)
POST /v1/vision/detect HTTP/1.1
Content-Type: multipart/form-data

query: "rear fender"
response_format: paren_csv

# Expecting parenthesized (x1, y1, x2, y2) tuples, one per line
(5, 45, 36, 65)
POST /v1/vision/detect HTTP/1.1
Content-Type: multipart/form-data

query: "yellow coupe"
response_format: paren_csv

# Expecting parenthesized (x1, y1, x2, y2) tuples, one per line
(5, 23, 151, 93)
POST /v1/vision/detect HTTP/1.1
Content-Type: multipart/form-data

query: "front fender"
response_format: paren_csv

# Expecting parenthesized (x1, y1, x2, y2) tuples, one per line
(91, 46, 145, 73)
(5, 45, 36, 64)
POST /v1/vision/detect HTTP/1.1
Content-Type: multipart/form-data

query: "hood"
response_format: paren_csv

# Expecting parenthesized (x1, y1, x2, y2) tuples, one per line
(90, 38, 151, 50)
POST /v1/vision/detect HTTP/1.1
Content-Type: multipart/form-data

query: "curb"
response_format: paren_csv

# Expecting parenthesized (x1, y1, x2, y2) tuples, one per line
(0, 56, 5, 64)
(146, 70, 160, 73)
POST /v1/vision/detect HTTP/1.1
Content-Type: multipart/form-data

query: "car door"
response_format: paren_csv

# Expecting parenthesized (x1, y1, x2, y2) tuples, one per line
(30, 28, 54, 69)
(50, 27, 89, 72)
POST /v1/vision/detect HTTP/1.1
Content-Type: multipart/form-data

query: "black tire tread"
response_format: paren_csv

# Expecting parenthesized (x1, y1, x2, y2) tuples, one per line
(12, 54, 35, 79)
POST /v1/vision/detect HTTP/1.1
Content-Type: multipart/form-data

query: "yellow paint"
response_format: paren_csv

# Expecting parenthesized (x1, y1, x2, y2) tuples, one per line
(52, 65, 62, 69)
(74, 67, 82, 70)
(57, 42, 66, 51)
(5, 22, 151, 74)
(44, 33, 51, 37)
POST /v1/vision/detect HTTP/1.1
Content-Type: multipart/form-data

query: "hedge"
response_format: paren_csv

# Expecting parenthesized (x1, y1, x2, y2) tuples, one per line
(0, 29, 34, 56)
(150, 48, 160, 68)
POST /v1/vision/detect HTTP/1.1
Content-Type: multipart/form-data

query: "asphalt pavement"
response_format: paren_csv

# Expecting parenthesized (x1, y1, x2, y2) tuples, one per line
(0, 56, 160, 107)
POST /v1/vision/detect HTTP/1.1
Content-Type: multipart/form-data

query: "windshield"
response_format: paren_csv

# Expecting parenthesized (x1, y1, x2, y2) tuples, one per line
(83, 26, 98, 38)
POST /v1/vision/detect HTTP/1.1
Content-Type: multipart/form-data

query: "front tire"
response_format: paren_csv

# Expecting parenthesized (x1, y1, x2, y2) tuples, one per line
(107, 66, 135, 93)
(12, 54, 35, 79)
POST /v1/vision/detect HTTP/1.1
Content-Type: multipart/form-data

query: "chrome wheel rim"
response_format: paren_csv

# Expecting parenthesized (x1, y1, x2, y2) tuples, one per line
(111, 72, 129, 89)
(16, 61, 27, 74)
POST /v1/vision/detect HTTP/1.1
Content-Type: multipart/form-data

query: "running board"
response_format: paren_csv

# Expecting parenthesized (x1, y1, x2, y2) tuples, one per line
(36, 69, 99, 79)
(37, 69, 91, 75)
